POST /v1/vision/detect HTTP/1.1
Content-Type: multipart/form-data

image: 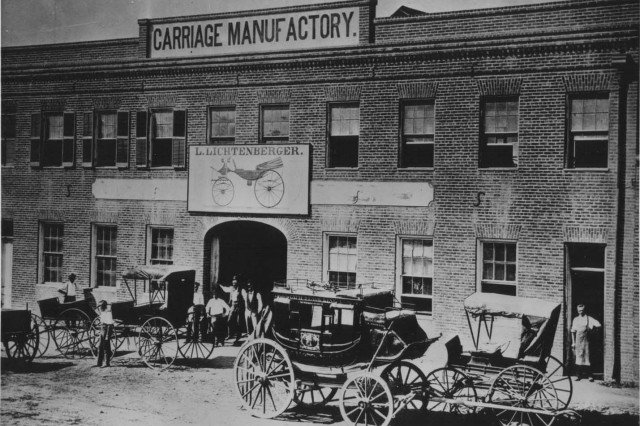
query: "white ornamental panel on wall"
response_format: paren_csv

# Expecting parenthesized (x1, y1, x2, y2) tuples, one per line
(188, 144, 310, 215)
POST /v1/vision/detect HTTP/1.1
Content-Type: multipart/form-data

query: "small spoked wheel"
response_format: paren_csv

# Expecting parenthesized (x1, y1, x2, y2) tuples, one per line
(425, 367, 478, 414)
(31, 314, 50, 357)
(254, 170, 284, 208)
(339, 372, 394, 426)
(233, 338, 295, 418)
(381, 360, 429, 411)
(294, 383, 337, 408)
(211, 177, 234, 206)
(177, 325, 215, 361)
(488, 365, 559, 426)
(3, 316, 39, 363)
(543, 355, 573, 410)
(53, 308, 94, 358)
(138, 317, 178, 370)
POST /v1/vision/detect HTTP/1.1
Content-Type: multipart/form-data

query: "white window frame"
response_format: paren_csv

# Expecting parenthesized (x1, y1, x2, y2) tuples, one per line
(480, 97, 519, 168)
(327, 103, 360, 168)
(2, 112, 16, 167)
(92, 224, 118, 288)
(400, 101, 435, 168)
(323, 233, 357, 288)
(39, 222, 64, 284)
(147, 226, 174, 265)
(477, 240, 518, 296)
(396, 236, 434, 315)
(261, 104, 289, 144)
(209, 106, 236, 144)
(567, 94, 609, 169)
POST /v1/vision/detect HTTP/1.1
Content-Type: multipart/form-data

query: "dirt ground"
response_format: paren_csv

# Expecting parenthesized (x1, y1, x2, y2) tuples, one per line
(2, 340, 638, 426)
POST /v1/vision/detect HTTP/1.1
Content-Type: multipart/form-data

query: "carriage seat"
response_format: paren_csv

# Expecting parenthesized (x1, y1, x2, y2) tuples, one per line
(362, 309, 416, 329)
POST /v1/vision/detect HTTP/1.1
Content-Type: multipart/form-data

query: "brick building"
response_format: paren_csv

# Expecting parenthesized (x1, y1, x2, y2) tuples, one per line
(1, 0, 637, 382)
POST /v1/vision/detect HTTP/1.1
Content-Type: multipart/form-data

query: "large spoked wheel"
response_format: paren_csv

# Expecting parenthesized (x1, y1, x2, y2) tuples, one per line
(339, 372, 394, 426)
(543, 355, 573, 410)
(212, 177, 234, 206)
(53, 308, 94, 358)
(3, 316, 39, 363)
(90, 317, 122, 361)
(233, 338, 295, 418)
(294, 383, 337, 408)
(487, 365, 559, 426)
(177, 325, 215, 360)
(31, 314, 50, 357)
(381, 360, 429, 411)
(424, 367, 478, 414)
(254, 170, 284, 208)
(138, 317, 178, 370)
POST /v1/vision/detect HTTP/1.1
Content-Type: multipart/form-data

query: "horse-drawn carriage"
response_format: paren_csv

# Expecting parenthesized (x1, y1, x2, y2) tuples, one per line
(1, 307, 39, 363)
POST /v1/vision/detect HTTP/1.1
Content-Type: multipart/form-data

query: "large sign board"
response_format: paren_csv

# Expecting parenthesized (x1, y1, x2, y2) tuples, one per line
(150, 7, 359, 59)
(188, 144, 309, 215)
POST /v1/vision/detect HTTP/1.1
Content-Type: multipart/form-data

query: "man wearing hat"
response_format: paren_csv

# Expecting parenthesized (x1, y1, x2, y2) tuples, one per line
(59, 273, 79, 303)
(96, 300, 114, 368)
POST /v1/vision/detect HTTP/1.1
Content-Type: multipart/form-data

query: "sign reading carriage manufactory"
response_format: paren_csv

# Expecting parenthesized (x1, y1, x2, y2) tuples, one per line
(188, 144, 310, 215)
(149, 7, 360, 58)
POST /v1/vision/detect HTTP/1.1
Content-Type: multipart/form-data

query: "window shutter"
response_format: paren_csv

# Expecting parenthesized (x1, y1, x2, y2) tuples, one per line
(172, 110, 186, 169)
(30, 113, 42, 167)
(116, 111, 129, 168)
(62, 112, 75, 167)
(136, 111, 148, 168)
(82, 112, 93, 167)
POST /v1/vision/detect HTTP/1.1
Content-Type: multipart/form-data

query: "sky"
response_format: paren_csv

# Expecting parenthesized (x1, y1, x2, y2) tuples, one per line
(1, 0, 564, 47)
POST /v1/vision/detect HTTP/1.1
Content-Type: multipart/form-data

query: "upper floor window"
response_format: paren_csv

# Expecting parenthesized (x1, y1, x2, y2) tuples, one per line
(209, 107, 236, 144)
(398, 238, 433, 314)
(479, 241, 517, 296)
(480, 98, 518, 168)
(40, 222, 64, 283)
(568, 95, 609, 169)
(325, 234, 357, 288)
(31, 112, 75, 168)
(135, 110, 186, 169)
(85, 111, 130, 168)
(149, 227, 174, 265)
(93, 225, 117, 287)
(328, 104, 359, 168)
(261, 105, 289, 144)
(2, 113, 16, 166)
(400, 101, 435, 168)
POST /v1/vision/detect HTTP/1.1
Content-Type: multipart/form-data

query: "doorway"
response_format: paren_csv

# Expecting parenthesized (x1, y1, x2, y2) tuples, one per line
(1, 219, 13, 308)
(565, 243, 605, 378)
(204, 221, 287, 301)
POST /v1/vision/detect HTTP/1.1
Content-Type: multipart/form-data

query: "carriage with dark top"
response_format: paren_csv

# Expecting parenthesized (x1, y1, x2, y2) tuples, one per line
(233, 279, 441, 425)
(1, 307, 39, 363)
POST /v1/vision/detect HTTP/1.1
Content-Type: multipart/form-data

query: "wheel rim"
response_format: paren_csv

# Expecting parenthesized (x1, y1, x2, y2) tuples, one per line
(177, 326, 215, 360)
(544, 355, 573, 410)
(5, 318, 38, 363)
(31, 314, 50, 357)
(138, 317, 178, 369)
(425, 367, 477, 414)
(294, 384, 337, 408)
(233, 338, 295, 418)
(212, 177, 234, 206)
(339, 373, 394, 426)
(54, 308, 94, 358)
(254, 170, 284, 208)
(488, 365, 558, 426)
(381, 360, 429, 411)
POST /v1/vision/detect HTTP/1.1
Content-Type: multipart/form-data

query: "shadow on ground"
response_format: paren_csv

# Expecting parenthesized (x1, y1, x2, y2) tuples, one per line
(1, 357, 74, 374)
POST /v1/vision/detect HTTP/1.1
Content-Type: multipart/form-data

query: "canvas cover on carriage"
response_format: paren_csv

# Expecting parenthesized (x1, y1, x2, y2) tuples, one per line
(463, 292, 561, 362)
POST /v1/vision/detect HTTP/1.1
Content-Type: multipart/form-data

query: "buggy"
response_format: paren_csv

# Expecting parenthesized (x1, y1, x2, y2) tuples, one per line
(1, 307, 39, 363)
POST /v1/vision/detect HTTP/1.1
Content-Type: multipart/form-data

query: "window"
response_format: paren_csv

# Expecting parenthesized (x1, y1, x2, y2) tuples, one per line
(30, 112, 75, 167)
(568, 95, 609, 169)
(480, 98, 518, 168)
(209, 107, 236, 144)
(480, 241, 517, 295)
(94, 225, 117, 287)
(325, 234, 357, 288)
(40, 223, 63, 283)
(328, 104, 359, 168)
(400, 102, 434, 168)
(2, 113, 16, 166)
(399, 238, 433, 313)
(137, 110, 186, 168)
(149, 227, 174, 265)
(92, 111, 129, 168)
(261, 105, 289, 144)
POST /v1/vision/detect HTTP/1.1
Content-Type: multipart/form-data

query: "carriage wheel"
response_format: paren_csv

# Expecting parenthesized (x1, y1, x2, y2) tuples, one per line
(177, 325, 215, 360)
(31, 314, 50, 357)
(339, 372, 394, 426)
(90, 317, 122, 361)
(488, 365, 559, 426)
(254, 170, 284, 208)
(294, 383, 337, 408)
(543, 355, 573, 410)
(381, 360, 429, 411)
(53, 308, 94, 358)
(211, 177, 234, 206)
(424, 367, 477, 414)
(233, 338, 295, 418)
(138, 317, 178, 370)
(4, 316, 39, 363)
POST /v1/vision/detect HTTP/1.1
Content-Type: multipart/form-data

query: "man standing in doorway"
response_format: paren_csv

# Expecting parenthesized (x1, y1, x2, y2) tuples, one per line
(219, 275, 244, 345)
(571, 303, 601, 382)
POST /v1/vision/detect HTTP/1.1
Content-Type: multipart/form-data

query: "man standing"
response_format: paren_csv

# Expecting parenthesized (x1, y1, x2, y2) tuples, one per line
(59, 273, 79, 303)
(571, 303, 601, 382)
(206, 290, 230, 346)
(242, 280, 263, 336)
(220, 276, 244, 345)
(96, 300, 114, 368)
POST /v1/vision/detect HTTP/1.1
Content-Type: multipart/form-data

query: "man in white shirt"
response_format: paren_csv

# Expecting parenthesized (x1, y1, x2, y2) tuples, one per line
(59, 273, 79, 303)
(206, 290, 230, 346)
(187, 282, 206, 342)
(571, 303, 601, 382)
(219, 276, 244, 344)
(96, 300, 114, 368)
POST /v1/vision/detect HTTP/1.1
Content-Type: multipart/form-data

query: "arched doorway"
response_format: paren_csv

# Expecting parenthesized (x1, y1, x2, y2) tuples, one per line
(204, 221, 287, 301)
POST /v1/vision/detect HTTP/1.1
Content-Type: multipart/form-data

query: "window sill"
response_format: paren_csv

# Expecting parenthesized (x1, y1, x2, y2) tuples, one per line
(1, 164, 15, 168)
(326, 167, 359, 171)
(478, 167, 518, 171)
(149, 166, 175, 170)
(92, 286, 118, 292)
(564, 168, 609, 172)
(398, 167, 434, 171)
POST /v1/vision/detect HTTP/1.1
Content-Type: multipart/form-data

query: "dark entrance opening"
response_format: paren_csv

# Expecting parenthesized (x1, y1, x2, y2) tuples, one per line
(565, 243, 605, 378)
(204, 221, 287, 302)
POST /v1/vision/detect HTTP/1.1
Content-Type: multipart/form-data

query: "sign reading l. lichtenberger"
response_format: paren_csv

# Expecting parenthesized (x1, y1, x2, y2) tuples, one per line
(188, 144, 310, 215)
(150, 7, 359, 58)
